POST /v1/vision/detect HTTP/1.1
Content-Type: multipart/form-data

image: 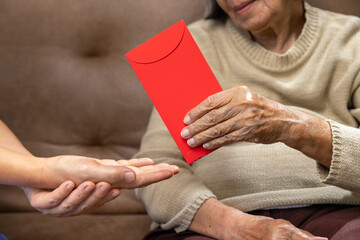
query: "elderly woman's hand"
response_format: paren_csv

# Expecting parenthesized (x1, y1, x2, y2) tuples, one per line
(233, 214, 328, 240)
(181, 86, 301, 147)
(190, 198, 327, 240)
(230, 215, 329, 240)
(181, 86, 332, 167)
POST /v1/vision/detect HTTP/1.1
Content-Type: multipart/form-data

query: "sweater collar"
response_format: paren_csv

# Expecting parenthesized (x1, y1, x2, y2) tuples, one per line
(226, 2, 320, 71)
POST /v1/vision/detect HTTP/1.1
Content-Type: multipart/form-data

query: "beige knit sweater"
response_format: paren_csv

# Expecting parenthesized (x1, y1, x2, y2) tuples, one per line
(134, 3, 360, 233)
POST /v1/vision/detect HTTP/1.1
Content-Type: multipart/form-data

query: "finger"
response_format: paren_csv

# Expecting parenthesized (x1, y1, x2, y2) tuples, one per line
(68, 182, 113, 216)
(48, 181, 95, 216)
(92, 188, 121, 208)
(99, 159, 120, 166)
(184, 91, 229, 125)
(129, 163, 173, 172)
(31, 181, 75, 210)
(202, 129, 242, 149)
(186, 118, 238, 148)
(182, 105, 237, 140)
(133, 167, 179, 188)
(84, 163, 137, 185)
(98, 158, 154, 168)
(131, 163, 179, 175)
(120, 158, 154, 167)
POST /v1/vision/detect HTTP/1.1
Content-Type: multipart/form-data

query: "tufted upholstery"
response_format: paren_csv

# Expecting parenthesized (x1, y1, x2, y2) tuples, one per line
(0, 1, 359, 240)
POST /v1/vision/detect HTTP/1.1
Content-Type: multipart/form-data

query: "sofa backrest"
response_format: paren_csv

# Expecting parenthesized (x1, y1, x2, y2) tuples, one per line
(0, 0, 207, 160)
(307, 0, 360, 16)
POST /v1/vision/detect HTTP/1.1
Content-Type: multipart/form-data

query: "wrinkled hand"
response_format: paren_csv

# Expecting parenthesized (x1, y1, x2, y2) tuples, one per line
(181, 86, 305, 149)
(41, 157, 179, 189)
(189, 198, 327, 240)
(229, 214, 328, 240)
(22, 180, 120, 217)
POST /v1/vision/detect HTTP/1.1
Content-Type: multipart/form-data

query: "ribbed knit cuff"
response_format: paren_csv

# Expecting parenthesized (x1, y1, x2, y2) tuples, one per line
(174, 193, 216, 233)
(318, 120, 360, 192)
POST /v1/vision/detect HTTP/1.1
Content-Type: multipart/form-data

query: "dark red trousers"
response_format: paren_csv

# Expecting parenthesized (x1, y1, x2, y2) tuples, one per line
(144, 205, 360, 240)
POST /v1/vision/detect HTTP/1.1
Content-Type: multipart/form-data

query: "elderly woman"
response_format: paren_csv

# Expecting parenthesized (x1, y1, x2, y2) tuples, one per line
(135, 0, 360, 239)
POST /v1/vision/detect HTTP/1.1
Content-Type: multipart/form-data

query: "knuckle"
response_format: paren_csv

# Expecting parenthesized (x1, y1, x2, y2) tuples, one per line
(191, 123, 201, 134)
(276, 219, 294, 230)
(60, 203, 73, 212)
(81, 205, 90, 213)
(212, 125, 224, 136)
(223, 134, 232, 143)
(238, 85, 249, 91)
(47, 197, 58, 206)
(206, 95, 217, 106)
(206, 112, 218, 124)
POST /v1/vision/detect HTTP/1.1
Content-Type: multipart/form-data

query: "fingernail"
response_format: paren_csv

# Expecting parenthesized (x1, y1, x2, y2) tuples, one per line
(100, 185, 107, 192)
(203, 143, 210, 149)
(187, 138, 195, 147)
(181, 128, 190, 138)
(112, 191, 120, 198)
(184, 115, 191, 124)
(66, 184, 74, 189)
(171, 166, 180, 172)
(124, 171, 135, 183)
(159, 163, 170, 167)
(85, 186, 93, 192)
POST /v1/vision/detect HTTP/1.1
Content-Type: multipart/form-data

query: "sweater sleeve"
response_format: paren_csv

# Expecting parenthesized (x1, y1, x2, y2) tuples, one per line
(134, 109, 216, 232)
(318, 72, 360, 193)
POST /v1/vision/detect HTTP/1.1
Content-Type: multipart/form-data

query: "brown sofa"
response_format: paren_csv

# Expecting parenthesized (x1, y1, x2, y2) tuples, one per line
(0, 1, 359, 240)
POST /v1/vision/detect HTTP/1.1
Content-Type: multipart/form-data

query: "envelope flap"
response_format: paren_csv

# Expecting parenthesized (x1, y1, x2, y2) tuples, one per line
(126, 20, 185, 64)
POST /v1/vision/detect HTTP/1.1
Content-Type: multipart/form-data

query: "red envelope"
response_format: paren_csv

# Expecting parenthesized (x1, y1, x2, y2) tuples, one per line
(125, 20, 223, 164)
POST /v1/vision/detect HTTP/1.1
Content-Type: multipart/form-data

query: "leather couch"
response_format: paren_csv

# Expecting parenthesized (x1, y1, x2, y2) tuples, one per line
(0, 1, 359, 240)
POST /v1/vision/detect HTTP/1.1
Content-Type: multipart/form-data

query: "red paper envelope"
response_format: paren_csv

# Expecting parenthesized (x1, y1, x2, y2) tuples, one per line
(125, 20, 223, 164)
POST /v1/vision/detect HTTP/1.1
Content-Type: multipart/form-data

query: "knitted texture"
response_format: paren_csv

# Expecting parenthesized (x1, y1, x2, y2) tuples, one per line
(134, 3, 360, 232)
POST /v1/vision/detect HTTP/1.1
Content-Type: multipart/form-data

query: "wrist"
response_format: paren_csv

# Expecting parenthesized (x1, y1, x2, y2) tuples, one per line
(283, 112, 332, 167)
(189, 198, 245, 239)
(40, 156, 66, 189)
(26, 155, 47, 188)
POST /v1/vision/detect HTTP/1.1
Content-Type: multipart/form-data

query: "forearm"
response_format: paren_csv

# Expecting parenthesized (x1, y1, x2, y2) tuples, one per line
(189, 198, 257, 240)
(0, 145, 44, 187)
(0, 121, 44, 186)
(190, 198, 236, 239)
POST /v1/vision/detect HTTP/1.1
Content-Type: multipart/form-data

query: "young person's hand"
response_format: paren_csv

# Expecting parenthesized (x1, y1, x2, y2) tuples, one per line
(40, 156, 180, 189)
(22, 180, 120, 217)
(22, 158, 179, 217)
